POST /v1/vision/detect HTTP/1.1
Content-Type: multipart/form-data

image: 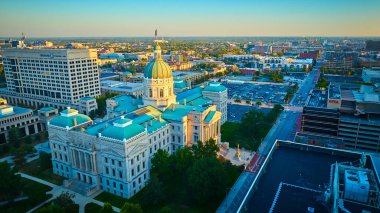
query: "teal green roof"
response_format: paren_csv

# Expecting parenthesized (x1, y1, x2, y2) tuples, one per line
(203, 82, 227, 92)
(205, 111, 217, 123)
(114, 118, 132, 125)
(112, 95, 142, 113)
(176, 87, 203, 103)
(144, 59, 172, 79)
(147, 119, 168, 134)
(123, 71, 132, 75)
(101, 123, 145, 141)
(85, 121, 109, 136)
(50, 114, 92, 128)
(162, 104, 205, 122)
(190, 97, 212, 106)
(39, 107, 56, 112)
(61, 108, 78, 114)
(174, 80, 187, 89)
(0, 106, 31, 119)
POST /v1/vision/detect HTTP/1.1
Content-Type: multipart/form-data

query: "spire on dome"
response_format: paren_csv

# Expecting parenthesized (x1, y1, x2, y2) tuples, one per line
(153, 29, 165, 60)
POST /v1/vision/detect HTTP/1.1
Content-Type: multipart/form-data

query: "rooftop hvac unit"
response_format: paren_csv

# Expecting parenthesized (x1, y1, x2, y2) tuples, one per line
(344, 170, 370, 203)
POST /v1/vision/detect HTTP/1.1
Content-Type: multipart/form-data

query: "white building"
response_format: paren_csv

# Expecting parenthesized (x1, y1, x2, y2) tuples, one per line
(0, 48, 101, 112)
(362, 68, 380, 83)
(48, 37, 227, 198)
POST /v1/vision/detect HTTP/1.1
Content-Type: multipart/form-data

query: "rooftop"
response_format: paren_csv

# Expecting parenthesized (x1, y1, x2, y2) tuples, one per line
(306, 89, 327, 108)
(245, 141, 362, 212)
(39, 107, 56, 112)
(110, 95, 142, 113)
(162, 104, 205, 121)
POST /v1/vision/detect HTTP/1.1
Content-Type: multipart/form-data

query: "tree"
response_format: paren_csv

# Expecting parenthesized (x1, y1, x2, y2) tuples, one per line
(256, 101, 262, 107)
(39, 152, 52, 170)
(151, 149, 171, 183)
(142, 176, 166, 205)
(317, 77, 328, 89)
(120, 202, 143, 213)
(8, 127, 21, 148)
(100, 202, 114, 213)
(192, 139, 219, 159)
(187, 157, 228, 204)
(54, 191, 75, 208)
(35, 204, 65, 213)
(0, 162, 22, 199)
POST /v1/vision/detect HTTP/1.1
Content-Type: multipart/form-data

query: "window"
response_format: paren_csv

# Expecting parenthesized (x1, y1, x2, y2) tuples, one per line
(149, 89, 152, 97)
(112, 159, 114, 165)
(120, 184, 123, 190)
(105, 157, 108, 163)
(118, 161, 122, 167)
(194, 133, 199, 142)
(105, 167, 109, 174)
(160, 89, 164, 97)
(119, 171, 123, 178)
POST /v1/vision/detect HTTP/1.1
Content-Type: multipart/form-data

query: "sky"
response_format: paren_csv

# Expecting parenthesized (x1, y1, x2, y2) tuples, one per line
(0, 0, 380, 37)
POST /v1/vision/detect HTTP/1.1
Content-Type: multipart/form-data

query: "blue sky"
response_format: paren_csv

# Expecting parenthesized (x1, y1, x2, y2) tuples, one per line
(0, 0, 379, 37)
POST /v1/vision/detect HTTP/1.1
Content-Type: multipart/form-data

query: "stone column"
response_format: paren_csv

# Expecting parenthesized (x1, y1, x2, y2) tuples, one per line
(71, 150, 76, 167)
(92, 153, 97, 173)
(78, 151, 83, 170)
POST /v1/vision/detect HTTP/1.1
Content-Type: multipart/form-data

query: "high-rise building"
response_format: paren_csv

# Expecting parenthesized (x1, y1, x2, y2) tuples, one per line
(0, 48, 101, 111)
(298, 84, 380, 152)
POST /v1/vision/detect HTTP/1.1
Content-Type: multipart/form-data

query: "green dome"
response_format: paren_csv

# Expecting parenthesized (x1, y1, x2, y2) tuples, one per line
(144, 59, 173, 79)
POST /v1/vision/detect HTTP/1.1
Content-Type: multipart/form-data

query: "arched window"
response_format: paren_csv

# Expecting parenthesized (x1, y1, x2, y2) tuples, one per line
(149, 89, 152, 97)
(160, 89, 164, 97)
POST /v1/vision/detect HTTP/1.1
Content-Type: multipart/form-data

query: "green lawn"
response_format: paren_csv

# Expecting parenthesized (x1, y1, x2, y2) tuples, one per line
(19, 159, 65, 185)
(36, 201, 79, 213)
(95, 192, 128, 208)
(85, 202, 103, 213)
(2, 178, 52, 213)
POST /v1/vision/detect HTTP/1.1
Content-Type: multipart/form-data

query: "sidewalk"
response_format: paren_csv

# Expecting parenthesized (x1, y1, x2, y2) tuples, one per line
(18, 172, 121, 213)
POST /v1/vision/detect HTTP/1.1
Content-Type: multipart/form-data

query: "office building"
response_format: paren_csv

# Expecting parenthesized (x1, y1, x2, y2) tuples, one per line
(322, 51, 358, 72)
(362, 67, 380, 83)
(298, 83, 380, 152)
(0, 48, 101, 111)
(0, 98, 45, 144)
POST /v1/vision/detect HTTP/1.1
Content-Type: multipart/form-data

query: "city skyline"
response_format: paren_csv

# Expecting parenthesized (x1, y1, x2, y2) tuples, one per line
(1, 0, 380, 37)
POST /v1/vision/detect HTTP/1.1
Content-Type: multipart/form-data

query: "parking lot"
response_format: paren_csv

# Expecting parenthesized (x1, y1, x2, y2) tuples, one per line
(223, 82, 292, 104)
(228, 104, 271, 123)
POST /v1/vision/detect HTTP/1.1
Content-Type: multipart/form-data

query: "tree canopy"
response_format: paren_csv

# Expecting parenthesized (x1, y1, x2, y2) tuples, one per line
(0, 162, 22, 199)
(120, 202, 143, 213)
(100, 202, 114, 213)
(221, 105, 284, 150)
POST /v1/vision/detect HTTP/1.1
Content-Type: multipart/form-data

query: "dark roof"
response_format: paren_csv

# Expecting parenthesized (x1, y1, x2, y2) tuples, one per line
(246, 143, 361, 212)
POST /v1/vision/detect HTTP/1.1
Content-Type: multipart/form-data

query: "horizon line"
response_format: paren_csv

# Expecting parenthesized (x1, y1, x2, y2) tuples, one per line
(1, 35, 380, 39)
